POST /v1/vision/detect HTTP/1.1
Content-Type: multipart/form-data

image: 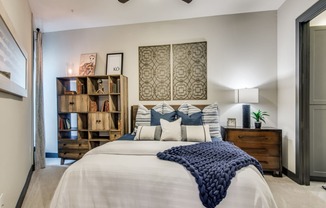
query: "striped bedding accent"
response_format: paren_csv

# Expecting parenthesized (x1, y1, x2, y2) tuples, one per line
(133, 102, 175, 134)
(178, 103, 222, 138)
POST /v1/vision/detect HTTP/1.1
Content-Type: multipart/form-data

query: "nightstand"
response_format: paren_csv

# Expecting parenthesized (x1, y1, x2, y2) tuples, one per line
(221, 126, 282, 177)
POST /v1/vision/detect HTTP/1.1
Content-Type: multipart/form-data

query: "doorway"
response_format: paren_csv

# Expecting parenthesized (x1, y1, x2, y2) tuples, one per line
(297, 0, 326, 185)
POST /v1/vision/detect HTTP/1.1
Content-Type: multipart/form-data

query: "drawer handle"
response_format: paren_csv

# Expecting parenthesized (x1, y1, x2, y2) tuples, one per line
(96, 120, 102, 123)
(243, 148, 268, 154)
(238, 135, 268, 140)
(69, 102, 75, 105)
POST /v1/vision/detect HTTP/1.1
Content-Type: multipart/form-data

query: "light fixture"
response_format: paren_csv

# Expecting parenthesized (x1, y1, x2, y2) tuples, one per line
(235, 88, 259, 128)
(66, 63, 74, 76)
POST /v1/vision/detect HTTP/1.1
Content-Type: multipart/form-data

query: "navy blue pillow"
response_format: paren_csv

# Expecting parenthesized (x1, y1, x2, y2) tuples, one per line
(150, 109, 176, 126)
(177, 111, 203, 125)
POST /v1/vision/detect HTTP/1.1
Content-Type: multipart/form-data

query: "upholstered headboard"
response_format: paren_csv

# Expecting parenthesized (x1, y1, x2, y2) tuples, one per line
(130, 104, 208, 133)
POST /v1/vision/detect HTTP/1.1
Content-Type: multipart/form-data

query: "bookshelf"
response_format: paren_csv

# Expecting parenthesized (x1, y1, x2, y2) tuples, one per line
(56, 75, 128, 164)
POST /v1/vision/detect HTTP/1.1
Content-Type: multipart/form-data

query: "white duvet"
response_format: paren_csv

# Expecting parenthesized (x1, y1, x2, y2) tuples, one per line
(50, 141, 278, 208)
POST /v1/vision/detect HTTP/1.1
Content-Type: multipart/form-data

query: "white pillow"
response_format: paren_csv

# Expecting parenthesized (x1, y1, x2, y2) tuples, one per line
(181, 125, 211, 142)
(160, 118, 182, 141)
(134, 126, 162, 141)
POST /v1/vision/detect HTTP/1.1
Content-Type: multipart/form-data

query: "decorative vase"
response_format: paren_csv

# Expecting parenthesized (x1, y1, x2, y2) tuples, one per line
(255, 122, 262, 129)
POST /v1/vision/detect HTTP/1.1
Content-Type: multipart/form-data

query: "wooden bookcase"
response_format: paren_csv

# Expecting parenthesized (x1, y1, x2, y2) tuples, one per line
(56, 75, 128, 164)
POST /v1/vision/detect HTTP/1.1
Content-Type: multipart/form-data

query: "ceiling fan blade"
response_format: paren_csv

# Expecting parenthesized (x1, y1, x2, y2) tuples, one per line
(118, 0, 192, 3)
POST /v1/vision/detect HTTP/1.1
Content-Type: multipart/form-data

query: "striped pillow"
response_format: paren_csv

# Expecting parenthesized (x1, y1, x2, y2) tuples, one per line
(133, 102, 175, 135)
(177, 103, 221, 138)
(178, 103, 201, 115)
(134, 126, 162, 141)
(202, 103, 221, 138)
(181, 125, 211, 142)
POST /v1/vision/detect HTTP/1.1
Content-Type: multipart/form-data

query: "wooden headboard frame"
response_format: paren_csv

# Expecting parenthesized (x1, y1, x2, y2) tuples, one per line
(130, 104, 208, 132)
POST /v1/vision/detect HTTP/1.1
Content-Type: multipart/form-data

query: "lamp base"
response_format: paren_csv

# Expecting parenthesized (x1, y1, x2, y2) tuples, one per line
(242, 104, 251, 128)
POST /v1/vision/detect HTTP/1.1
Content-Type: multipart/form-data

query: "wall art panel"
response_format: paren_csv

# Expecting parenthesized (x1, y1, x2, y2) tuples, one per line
(172, 41, 207, 100)
(139, 45, 171, 100)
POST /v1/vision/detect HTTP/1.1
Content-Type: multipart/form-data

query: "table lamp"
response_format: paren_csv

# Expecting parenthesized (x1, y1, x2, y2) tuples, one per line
(235, 88, 259, 128)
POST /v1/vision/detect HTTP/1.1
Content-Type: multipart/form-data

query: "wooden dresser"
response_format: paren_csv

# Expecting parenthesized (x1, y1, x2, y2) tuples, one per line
(221, 126, 282, 177)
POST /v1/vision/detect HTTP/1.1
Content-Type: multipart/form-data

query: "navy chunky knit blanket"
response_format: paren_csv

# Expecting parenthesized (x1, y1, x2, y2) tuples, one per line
(157, 141, 263, 208)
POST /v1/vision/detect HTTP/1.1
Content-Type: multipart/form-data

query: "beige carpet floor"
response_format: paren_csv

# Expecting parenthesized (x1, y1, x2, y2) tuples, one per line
(22, 159, 326, 208)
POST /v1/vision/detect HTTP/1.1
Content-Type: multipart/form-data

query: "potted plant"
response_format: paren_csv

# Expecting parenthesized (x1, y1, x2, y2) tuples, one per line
(251, 110, 269, 129)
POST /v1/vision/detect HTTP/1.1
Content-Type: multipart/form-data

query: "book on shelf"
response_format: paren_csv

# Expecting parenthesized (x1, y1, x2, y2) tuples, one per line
(65, 118, 71, 129)
(77, 80, 86, 94)
(110, 81, 120, 93)
(117, 79, 120, 93)
(117, 97, 121, 111)
(59, 117, 71, 129)
(101, 100, 110, 112)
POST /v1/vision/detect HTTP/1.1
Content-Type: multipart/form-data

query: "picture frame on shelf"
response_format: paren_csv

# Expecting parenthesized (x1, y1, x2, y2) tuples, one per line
(106, 53, 123, 75)
(227, 118, 236, 127)
(79, 53, 97, 76)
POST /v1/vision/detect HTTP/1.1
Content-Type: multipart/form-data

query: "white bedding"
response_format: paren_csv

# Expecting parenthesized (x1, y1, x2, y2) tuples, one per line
(50, 141, 278, 208)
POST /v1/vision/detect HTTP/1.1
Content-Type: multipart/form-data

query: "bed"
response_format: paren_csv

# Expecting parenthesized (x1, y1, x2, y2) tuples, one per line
(50, 104, 278, 208)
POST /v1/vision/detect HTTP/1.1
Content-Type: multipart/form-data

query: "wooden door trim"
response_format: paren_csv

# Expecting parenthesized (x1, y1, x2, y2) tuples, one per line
(296, 0, 326, 185)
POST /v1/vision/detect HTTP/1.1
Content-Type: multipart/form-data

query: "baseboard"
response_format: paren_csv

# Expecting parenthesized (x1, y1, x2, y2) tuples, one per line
(282, 166, 301, 184)
(16, 165, 34, 208)
(46, 152, 58, 158)
(310, 176, 326, 182)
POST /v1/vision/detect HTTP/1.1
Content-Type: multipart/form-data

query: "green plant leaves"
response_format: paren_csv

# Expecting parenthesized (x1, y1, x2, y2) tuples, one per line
(251, 109, 269, 123)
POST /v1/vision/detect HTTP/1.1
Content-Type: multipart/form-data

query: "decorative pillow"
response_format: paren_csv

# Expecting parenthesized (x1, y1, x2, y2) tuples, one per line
(134, 126, 162, 141)
(151, 109, 176, 126)
(132, 103, 163, 135)
(177, 111, 202, 125)
(202, 103, 222, 138)
(177, 103, 201, 115)
(162, 101, 175, 114)
(160, 118, 182, 141)
(181, 125, 211, 142)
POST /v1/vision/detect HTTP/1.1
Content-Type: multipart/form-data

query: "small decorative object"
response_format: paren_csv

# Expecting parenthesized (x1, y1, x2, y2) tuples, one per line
(96, 79, 104, 94)
(90, 100, 97, 112)
(251, 110, 269, 129)
(79, 53, 97, 75)
(106, 53, 123, 75)
(227, 118, 236, 127)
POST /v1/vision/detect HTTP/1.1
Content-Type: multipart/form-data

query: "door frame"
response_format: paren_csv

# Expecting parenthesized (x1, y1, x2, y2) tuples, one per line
(296, 0, 326, 185)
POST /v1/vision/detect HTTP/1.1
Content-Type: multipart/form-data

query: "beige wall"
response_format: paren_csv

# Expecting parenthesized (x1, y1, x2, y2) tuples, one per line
(43, 11, 278, 153)
(0, 0, 33, 207)
(277, 0, 318, 173)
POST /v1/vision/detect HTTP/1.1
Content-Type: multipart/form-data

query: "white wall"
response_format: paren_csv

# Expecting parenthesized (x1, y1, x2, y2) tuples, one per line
(277, 0, 318, 173)
(0, 0, 33, 207)
(43, 11, 277, 153)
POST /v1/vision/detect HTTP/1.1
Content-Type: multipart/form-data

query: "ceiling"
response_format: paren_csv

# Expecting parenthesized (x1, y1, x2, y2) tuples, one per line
(28, 0, 286, 33)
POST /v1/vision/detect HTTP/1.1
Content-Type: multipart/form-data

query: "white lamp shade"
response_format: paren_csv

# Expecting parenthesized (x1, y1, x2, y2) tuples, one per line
(235, 88, 259, 103)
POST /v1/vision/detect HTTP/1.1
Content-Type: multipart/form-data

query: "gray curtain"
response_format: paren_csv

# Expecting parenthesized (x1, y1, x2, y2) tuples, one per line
(35, 29, 45, 169)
